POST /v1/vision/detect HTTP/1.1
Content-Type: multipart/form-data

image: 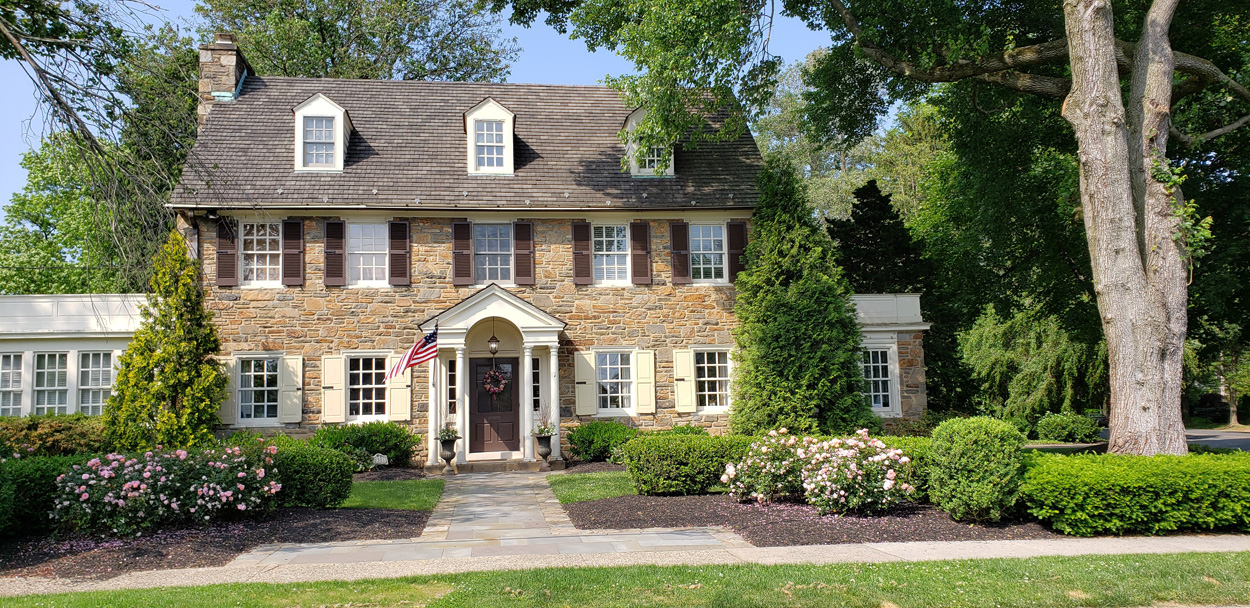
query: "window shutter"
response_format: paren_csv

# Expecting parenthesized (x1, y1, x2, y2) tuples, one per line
(630, 221, 651, 285)
(388, 220, 411, 286)
(279, 355, 303, 423)
(572, 221, 592, 285)
(386, 354, 412, 421)
(216, 218, 238, 287)
(513, 221, 535, 285)
(218, 357, 238, 425)
(323, 220, 347, 287)
(281, 220, 304, 286)
(574, 350, 596, 415)
(452, 221, 474, 286)
(635, 350, 655, 414)
(727, 221, 748, 282)
(669, 221, 691, 285)
(321, 354, 346, 423)
(673, 349, 696, 412)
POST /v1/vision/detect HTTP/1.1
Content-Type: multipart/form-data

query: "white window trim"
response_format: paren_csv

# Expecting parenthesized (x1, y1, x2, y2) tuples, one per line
(472, 223, 515, 286)
(693, 347, 732, 414)
(238, 221, 284, 288)
(593, 348, 637, 417)
(345, 351, 391, 423)
(235, 353, 284, 427)
(464, 98, 515, 176)
(76, 351, 114, 417)
(346, 222, 390, 288)
(592, 224, 632, 286)
(625, 107, 676, 177)
(293, 93, 352, 173)
(32, 351, 71, 416)
(860, 339, 903, 418)
(0, 353, 24, 417)
(689, 222, 730, 285)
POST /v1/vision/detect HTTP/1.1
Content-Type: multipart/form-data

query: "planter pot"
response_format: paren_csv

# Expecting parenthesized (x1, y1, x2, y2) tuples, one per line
(535, 435, 553, 472)
(439, 438, 459, 475)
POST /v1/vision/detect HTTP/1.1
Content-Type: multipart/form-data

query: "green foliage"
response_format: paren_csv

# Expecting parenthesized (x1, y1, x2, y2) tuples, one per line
(103, 232, 227, 451)
(617, 435, 755, 496)
(928, 416, 1026, 522)
(827, 180, 929, 294)
(0, 455, 89, 537)
(880, 436, 934, 502)
(0, 414, 109, 456)
(311, 422, 422, 468)
(272, 445, 354, 509)
(731, 164, 875, 436)
(1033, 412, 1103, 444)
(566, 421, 638, 462)
(1022, 453, 1250, 536)
(647, 425, 709, 436)
(882, 411, 963, 438)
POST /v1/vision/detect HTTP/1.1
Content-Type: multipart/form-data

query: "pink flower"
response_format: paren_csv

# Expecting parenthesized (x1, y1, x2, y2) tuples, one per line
(237, 504, 247, 511)
(82, 473, 90, 480)
(143, 472, 151, 479)
(256, 469, 265, 479)
(266, 445, 278, 455)
(237, 472, 246, 478)
(80, 493, 89, 501)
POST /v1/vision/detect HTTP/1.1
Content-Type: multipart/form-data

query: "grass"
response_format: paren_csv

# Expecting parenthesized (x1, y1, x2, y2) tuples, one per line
(12, 552, 1250, 607)
(547, 470, 636, 503)
(340, 479, 444, 511)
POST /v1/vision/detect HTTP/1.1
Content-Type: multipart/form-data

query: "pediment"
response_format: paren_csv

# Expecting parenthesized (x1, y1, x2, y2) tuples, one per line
(420, 284, 565, 333)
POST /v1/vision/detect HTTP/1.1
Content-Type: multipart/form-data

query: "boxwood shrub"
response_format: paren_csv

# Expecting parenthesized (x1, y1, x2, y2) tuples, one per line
(881, 436, 933, 501)
(0, 414, 109, 457)
(272, 445, 354, 508)
(311, 422, 422, 468)
(1033, 412, 1103, 443)
(617, 434, 755, 495)
(928, 416, 1026, 522)
(0, 455, 90, 537)
(567, 420, 638, 462)
(1021, 452, 1250, 536)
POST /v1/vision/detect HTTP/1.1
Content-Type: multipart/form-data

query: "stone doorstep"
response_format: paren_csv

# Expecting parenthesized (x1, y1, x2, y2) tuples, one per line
(423, 459, 567, 474)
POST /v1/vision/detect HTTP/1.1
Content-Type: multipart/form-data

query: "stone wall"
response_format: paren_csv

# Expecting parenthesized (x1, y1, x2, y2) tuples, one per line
(897, 331, 928, 420)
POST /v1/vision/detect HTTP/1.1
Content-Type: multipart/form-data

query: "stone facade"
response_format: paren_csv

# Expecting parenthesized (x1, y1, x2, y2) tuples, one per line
(898, 332, 927, 419)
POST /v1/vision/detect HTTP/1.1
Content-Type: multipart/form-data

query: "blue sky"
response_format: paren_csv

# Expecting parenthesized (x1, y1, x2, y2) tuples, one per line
(0, 2, 831, 216)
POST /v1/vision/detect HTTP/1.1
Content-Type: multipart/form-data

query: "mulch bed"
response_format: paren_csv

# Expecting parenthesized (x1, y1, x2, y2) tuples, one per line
(565, 494, 1060, 547)
(562, 461, 627, 475)
(353, 466, 428, 481)
(0, 508, 429, 580)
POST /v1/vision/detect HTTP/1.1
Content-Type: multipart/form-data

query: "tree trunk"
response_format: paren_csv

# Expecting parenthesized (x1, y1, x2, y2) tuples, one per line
(1060, 0, 1188, 455)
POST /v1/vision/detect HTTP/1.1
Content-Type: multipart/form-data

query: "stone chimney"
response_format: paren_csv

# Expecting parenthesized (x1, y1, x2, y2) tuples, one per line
(197, 32, 251, 127)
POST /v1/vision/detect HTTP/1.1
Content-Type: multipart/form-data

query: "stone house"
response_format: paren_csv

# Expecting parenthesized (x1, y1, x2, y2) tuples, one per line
(171, 33, 929, 469)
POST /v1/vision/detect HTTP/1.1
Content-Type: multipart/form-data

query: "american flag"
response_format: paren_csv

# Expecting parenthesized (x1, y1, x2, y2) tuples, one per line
(386, 326, 438, 381)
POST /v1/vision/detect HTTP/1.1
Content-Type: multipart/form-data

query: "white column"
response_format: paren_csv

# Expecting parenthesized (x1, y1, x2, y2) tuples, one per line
(455, 346, 468, 464)
(521, 345, 534, 462)
(547, 346, 561, 461)
(426, 355, 439, 466)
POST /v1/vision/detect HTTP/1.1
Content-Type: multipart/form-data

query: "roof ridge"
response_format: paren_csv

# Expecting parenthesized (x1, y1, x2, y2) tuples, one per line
(250, 76, 619, 90)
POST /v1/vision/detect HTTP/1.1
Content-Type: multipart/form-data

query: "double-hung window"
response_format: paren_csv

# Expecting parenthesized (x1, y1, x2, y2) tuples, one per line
(690, 224, 726, 281)
(78, 352, 113, 416)
(348, 356, 387, 419)
(34, 353, 68, 415)
(473, 224, 512, 282)
(239, 357, 280, 422)
(861, 349, 893, 412)
(0, 354, 21, 417)
(303, 116, 335, 167)
(593, 225, 629, 283)
(241, 222, 282, 285)
(348, 224, 388, 286)
(595, 352, 632, 411)
(475, 120, 505, 169)
(694, 350, 731, 409)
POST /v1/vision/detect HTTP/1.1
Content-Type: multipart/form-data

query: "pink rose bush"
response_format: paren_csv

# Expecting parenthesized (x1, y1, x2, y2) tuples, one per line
(723, 429, 819, 503)
(54, 445, 282, 536)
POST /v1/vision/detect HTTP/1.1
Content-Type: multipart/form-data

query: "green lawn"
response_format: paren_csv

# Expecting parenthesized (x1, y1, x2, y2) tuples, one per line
(340, 479, 444, 511)
(12, 552, 1250, 607)
(547, 470, 636, 503)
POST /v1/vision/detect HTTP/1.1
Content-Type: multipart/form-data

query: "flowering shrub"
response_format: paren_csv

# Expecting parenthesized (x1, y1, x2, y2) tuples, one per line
(799, 430, 914, 515)
(724, 428, 819, 503)
(53, 445, 281, 536)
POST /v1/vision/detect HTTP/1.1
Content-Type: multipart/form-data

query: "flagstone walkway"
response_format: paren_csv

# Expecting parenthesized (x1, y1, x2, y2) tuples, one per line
(228, 471, 749, 567)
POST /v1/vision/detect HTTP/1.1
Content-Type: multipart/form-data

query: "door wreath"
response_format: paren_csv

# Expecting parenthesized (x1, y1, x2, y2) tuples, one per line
(482, 368, 508, 395)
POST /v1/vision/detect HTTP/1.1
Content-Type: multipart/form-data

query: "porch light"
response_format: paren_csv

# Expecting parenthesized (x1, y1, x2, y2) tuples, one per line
(488, 318, 500, 355)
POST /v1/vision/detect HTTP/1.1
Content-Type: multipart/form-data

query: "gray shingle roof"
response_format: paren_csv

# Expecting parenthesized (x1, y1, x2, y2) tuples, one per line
(171, 77, 762, 210)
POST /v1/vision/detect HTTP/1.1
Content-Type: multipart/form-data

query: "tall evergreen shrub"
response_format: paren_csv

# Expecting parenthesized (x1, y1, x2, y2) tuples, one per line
(730, 163, 876, 435)
(103, 231, 227, 450)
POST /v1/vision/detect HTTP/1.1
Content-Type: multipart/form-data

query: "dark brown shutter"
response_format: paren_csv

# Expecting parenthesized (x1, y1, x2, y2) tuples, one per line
(727, 221, 748, 283)
(388, 220, 410, 286)
(513, 221, 535, 285)
(452, 221, 474, 286)
(215, 218, 238, 287)
(572, 221, 592, 285)
(669, 221, 691, 285)
(281, 219, 304, 286)
(630, 221, 651, 285)
(323, 220, 346, 287)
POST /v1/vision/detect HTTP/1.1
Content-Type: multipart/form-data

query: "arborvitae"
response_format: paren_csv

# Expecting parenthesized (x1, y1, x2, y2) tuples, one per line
(104, 231, 227, 450)
(730, 163, 878, 435)
(826, 180, 927, 294)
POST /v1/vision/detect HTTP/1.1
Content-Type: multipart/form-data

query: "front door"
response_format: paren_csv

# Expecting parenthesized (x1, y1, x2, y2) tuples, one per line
(469, 358, 520, 452)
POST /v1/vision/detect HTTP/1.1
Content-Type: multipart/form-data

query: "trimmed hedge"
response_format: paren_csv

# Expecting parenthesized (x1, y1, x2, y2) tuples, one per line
(928, 416, 1026, 522)
(1022, 453, 1250, 536)
(567, 421, 638, 462)
(1033, 412, 1102, 443)
(272, 445, 354, 508)
(0, 414, 109, 457)
(311, 422, 422, 468)
(617, 435, 755, 495)
(881, 436, 933, 501)
(0, 455, 89, 537)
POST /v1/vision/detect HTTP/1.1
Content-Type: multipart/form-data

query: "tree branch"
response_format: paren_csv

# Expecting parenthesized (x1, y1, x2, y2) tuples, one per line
(973, 71, 1070, 98)
(1171, 113, 1250, 148)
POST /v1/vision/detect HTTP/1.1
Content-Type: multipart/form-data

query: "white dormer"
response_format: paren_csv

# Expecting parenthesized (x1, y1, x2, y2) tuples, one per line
(293, 93, 352, 172)
(625, 107, 675, 177)
(464, 98, 515, 176)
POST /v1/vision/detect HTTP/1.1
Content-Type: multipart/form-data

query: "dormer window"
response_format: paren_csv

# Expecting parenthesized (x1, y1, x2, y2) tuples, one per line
(464, 98, 514, 175)
(293, 93, 351, 172)
(640, 146, 666, 171)
(625, 107, 675, 177)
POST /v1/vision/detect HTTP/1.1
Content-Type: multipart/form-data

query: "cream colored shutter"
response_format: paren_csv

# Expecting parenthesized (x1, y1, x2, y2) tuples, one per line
(321, 354, 346, 423)
(673, 349, 696, 413)
(635, 350, 656, 414)
(387, 354, 412, 421)
(574, 350, 597, 416)
(279, 355, 303, 423)
(218, 357, 238, 425)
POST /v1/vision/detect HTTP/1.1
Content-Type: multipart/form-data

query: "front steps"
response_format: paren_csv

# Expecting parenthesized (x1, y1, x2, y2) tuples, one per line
(423, 459, 566, 474)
